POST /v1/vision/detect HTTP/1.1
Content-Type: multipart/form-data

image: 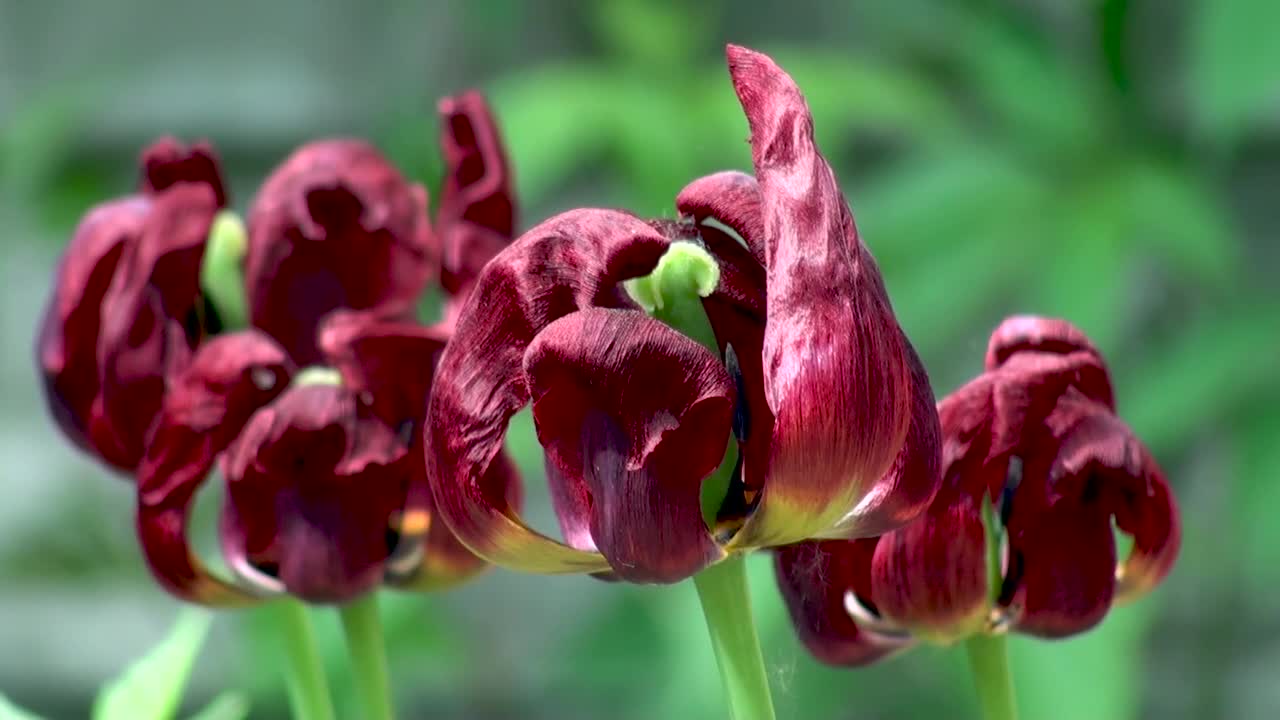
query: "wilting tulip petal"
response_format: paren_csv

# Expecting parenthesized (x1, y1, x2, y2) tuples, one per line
(428, 209, 672, 575)
(319, 308, 518, 589)
(92, 184, 218, 468)
(869, 493, 989, 642)
(723, 45, 916, 547)
(319, 308, 450, 428)
(844, 337, 943, 538)
(1114, 468, 1179, 602)
(1006, 499, 1117, 638)
(985, 315, 1116, 415)
(136, 331, 292, 604)
(775, 540, 913, 666)
(675, 170, 766, 267)
(436, 91, 517, 300)
(523, 308, 734, 583)
(140, 137, 229, 208)
(222, 384, 409, 603)
(38, 198, 142, 458)
(245, 140, 432, 365)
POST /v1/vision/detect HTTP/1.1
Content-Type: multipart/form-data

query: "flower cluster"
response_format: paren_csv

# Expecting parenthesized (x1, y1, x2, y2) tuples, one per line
(775, 315, 1181, 664)
(38, 93, 519, 604)
(37, 43, 1181, 688)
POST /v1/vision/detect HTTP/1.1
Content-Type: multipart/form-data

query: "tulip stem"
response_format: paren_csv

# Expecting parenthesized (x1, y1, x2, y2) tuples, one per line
(965, 633, 1018, 720)
(339, 593, 396, 720)
(693, 554, 776, 720)
(275, 600, 336, 720)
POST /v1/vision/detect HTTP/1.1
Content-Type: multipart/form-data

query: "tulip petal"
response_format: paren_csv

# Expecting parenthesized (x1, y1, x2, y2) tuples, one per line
(222, 385, 409, 603)
(986, 315, 1115, 411)
(140, 137, 229, 208)
(675, 170, 766, 266)
(775, 540, 913, 666)
(318, 308, 449, 428)
(37, 198, 141, 459)
(724, 45, 914, 547)
(1041, 390, 1180, 605)
(246, 140, 433, 364)
(523, 308, 733, 583)
(436, 91, 517, 299)
(135, 331, 292, 605)
(1114, 467, 1180, 603)
(95, 184, 218, 468)
(828, 335, 942, 538)
(869, 493, 989, 642)
(1005, 499, 1117, 638)
(427, 209, 671, 575)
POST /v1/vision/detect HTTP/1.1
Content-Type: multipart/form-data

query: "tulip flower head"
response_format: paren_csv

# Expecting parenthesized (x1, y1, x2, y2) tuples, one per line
(775, 316, 1181, 665)
(38, 94, 521, 605)
(426, 45, 943, 585)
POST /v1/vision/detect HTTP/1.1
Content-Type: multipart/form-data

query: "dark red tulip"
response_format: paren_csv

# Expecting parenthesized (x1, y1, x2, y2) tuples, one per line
(426, 45, 940, 585)
(37, 139, 226, 471)
(775, 316, 1181, 664)
(137, 330, 292, 604)
(126, 92, 521, 604)
(435, 91, 517, 323)
(244, 140, 434, 365)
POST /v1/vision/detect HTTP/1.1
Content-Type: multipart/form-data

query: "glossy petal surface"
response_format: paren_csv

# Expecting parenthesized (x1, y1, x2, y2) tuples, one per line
(427, 209, 671, 574)
(524, 308, 734, 583)
(724, 45, 917, 547)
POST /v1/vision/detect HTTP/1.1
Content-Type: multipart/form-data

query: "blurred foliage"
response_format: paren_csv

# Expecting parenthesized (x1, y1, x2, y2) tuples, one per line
(2, 0, 1278, 718)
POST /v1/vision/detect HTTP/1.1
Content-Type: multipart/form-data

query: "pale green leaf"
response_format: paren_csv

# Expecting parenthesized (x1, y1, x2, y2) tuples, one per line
(0, 694, 45, 720)
(184, 693, 249, 720)
(92, 610, 214, 720)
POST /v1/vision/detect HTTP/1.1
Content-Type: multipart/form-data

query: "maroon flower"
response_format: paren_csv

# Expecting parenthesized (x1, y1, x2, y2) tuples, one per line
(775, 316, 1181, 664)
(426, 46, 940, 585)
(131, 93, 521, 604)
(244, 139, 434, 365)
(37, 139, 226, 472)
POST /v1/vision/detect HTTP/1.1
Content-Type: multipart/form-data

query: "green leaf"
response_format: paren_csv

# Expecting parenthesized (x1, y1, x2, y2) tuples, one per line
(1121, 161, 1239, 288)
(1189, 0, 1280, 144)
(1120, 304, 1280, 452)
(0, 694, 46, 720)
(93, 609, 214, 720)
(184, 693, 249, 720)
(951, 14, 1103, 152)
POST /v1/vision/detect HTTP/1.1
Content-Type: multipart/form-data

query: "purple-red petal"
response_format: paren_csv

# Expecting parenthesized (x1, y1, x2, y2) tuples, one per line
(245, 140, 433, 365)
(140, 137, 229, 208)
(427, 209, 671, 574)
(436, 91, 517, 300)
(723, 45, 915, 547)
(222, 384, 408, 603)
(136, 331, 292, 604)
(94, 184, 218, 469)
(775, 540, 913, 666)
(523, 308, 734, 583)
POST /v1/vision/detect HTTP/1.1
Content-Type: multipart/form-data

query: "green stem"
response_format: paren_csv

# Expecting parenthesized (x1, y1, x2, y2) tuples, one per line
(692, 554, 776, 720)
(965, 633, 1018, 720)
(275, 600, 336, 720)
(339, 593, 396, 720)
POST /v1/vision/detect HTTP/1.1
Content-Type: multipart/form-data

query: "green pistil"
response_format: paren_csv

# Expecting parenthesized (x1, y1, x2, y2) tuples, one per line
(201, 210, 250, 331)
(293, 366, 343, 387)
(624, 242, 734, 526)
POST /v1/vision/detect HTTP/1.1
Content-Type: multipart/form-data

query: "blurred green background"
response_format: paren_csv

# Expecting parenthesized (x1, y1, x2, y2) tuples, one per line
(2, 0, 1278, 718)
